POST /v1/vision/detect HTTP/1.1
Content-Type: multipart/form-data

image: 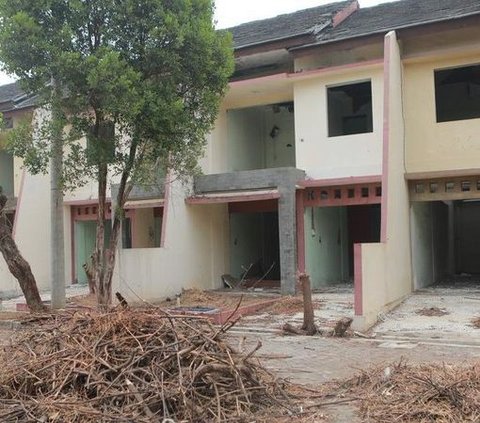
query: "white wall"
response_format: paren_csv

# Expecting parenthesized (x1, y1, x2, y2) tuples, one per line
(294, 67, 384, 179)
(227, 108, 265, 171)
(410, 202, 434, 289)
(225, 105, 296, 172)
(354, 32, 413, 330)
(114, 180, 229, 302)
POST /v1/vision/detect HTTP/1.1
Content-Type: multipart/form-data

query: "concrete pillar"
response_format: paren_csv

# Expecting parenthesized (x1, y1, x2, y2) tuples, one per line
(278, 186, 297, 295)
(447, 201, 455, 275)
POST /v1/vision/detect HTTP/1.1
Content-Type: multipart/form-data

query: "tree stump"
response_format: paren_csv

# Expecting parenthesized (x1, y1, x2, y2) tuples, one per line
(300, 273, 317, 336)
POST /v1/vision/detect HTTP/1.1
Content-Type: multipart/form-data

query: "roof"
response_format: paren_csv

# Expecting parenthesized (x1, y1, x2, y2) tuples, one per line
(0, 81, 37, 113)
(313, 0, 480, 46)
(0, 82, 23, 104)
(227, 1, 352, 49)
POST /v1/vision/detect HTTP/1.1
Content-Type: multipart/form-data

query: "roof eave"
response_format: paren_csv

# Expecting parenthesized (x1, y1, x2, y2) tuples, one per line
(290, 10, 480, 53)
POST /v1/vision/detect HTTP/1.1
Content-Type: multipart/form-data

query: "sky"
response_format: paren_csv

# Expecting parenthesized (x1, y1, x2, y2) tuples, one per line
(0, 0, 393, 85)
(214, 0, 394, 29)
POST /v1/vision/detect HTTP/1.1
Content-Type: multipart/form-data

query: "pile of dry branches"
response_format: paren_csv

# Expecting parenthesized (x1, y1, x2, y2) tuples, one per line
(0, 309, 301, 422)
(339, 361, 480, 422)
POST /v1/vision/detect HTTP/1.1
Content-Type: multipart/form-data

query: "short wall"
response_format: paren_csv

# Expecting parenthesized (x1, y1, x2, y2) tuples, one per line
(114, 181, 229, 302)
(353, 242, 386, 329)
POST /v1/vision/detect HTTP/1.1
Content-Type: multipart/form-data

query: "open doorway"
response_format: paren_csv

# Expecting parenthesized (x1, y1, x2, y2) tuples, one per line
(305, 204, 381, 289)
(226, 102, 296, 172)
(411, 200, 480, 289)
(229, 204, 280, 288)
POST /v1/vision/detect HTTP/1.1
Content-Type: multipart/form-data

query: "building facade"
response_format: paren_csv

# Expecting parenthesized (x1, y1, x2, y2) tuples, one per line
(1, 0, 480, 329)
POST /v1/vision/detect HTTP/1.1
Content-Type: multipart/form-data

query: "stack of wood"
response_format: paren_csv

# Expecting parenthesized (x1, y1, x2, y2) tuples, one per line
(0, 308, 307, 422)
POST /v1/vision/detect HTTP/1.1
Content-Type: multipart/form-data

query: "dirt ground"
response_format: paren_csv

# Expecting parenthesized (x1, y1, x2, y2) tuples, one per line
(0, 311, 29, 321)
(1, 286, 479, 422)
(155, 288, 278, 310)
(228, 332, 480, 422)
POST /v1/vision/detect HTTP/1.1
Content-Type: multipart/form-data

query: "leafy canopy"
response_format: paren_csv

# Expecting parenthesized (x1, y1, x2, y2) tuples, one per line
(0, 0, 234, 190)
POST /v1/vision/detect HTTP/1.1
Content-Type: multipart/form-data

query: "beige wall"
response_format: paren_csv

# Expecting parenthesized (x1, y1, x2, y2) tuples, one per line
(354, 32, 412, 330)
(295, 43, 384, 72)
(405, 54, 480, 173)
(294, 67, 384, 179)
(114, 180, 229, 301)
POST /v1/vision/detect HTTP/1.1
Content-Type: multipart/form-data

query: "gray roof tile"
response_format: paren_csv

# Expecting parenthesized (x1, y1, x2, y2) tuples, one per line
(0, 81, 38, 112)
(228, 1, 352, 49)
(0, 82, 23, 104)
(316, 0, 480, 45)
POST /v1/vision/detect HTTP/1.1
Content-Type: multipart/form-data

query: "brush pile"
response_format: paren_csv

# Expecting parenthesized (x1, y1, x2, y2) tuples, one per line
(0, 309, 299, 422)
(339, 361, 480, 422)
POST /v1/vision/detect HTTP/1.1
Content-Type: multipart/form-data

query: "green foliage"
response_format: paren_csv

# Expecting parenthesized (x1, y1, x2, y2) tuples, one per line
(0, 0, 234, 191)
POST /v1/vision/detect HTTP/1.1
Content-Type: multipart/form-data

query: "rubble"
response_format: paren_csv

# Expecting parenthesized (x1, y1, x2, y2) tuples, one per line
(472, 317, 480, 329)
(338, 361, 480, 422)
(415, 307, 450, 317)
(0, 309, 318, 422)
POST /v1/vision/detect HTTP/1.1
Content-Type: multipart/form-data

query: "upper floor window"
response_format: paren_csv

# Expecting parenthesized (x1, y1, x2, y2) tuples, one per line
(435, 64, 480, 123)
(327, 81, 373, 137)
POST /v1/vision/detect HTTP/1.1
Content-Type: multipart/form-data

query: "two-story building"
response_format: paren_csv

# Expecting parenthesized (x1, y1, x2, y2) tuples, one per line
(1, 0, 480, 329)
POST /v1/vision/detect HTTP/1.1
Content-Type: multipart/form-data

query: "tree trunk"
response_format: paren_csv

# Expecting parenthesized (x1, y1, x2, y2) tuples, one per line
(300, 273, 317, 336)
(0, 190, 46, 312)
(92, 131, 138, 310)
(94, 163, 109, 309)
(100, 142, 137, 307)
(50, 86, 66, 309)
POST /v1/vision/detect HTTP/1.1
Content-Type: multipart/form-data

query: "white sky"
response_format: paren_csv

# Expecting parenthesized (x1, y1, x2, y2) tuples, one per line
(214, 0, 395, 28)
(0, 0, 394, 85)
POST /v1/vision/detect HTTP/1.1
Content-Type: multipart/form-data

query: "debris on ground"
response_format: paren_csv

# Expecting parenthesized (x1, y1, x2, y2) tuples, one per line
(0, 309, 325, 422)
(471, 317, 480, 328)
(281, 275, 318, 336)
(263, 295, 323, 315)
(0, 311, 29, 321)
(159, 288, 274, 310)
(67, 293, 98, 309)
(332, 317, 353, 337)
(336, 361, 480, 422)
(415, 306, 450, 317)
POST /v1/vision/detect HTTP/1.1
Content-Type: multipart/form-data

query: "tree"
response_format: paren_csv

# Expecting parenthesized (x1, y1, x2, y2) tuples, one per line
(0, 187, 46, 312)
(0, 0, 233, 308)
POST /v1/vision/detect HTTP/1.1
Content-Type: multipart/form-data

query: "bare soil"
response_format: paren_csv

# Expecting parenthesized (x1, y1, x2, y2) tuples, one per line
(67, 294, 98, 309)
(472, 317, 480, 329)
(0, 311, 29, 321)
(415, 306, 450, 317)
(260, 295, 324, 315)
(157, 288, 277, 310)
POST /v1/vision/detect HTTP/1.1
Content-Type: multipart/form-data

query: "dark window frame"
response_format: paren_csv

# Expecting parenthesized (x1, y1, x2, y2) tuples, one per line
(434, 63, 480, 123)
(327, 80, 374, 137)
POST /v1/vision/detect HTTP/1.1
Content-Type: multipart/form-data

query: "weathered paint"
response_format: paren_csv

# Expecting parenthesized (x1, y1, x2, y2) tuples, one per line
(294, 67, 384, 180)
(353, 31, 413, 331)
(354, 243, 363, 316)
(404, 54, 480, 174)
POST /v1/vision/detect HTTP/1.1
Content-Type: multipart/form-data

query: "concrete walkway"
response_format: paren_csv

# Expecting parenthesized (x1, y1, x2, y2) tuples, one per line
(0, 284, 90, 312)
(375, 285, 480, 343)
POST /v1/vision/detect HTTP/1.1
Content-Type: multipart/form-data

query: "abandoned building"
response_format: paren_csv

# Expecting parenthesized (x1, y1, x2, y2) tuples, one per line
(1, 0, 480, 329)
